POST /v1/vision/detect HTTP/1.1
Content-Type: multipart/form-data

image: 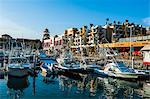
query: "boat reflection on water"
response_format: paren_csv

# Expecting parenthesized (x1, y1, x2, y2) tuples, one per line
(98, 77, 144, 98)
(4, 71, 148, 99)
(7, 76, 30, 99)
(40, 71, 148, 98)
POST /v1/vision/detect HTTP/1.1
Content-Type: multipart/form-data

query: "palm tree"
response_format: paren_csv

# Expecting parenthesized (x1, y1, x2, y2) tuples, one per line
(106, 18, 109, 25)
(90, 24, 93, 28)
(54, 35, 58, 46)
(117, 21, 120, 25)
(113, 21, 116, 24)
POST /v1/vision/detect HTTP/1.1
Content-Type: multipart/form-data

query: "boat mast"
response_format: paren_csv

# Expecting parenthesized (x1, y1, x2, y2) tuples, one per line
(3, 38, 5, 70)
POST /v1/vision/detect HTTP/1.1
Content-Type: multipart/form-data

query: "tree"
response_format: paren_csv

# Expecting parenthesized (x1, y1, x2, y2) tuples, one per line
(54, 35, 58, 46)
(106, 18, 109, 25)
(117, 21, 121, 25)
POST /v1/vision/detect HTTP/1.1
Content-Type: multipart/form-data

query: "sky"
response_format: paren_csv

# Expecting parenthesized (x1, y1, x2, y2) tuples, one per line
(0, 0, 149, 39)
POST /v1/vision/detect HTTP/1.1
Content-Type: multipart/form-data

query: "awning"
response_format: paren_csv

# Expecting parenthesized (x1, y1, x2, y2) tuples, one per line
(141, 44, 150, 51)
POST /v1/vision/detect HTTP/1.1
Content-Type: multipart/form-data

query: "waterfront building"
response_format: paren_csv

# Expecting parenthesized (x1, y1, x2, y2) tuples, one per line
(43, 36, 54, 54)
(42, 28, 64, 54)
(64, 28, 78, 48)
(54, 35, 63, 51)
(42, 20, 149, 60)
(16, 38, 41, 50)
(0, 34, 41, 50)
(98, 20, 148, 60)
(0, 34, 13, 50)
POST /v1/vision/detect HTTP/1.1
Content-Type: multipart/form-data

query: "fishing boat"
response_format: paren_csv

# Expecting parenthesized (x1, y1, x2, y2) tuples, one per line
(55, 49, 91, 74)
(39, 51, 56, 61)
(7, 57, 31, 77)
(7, 75, 30, 99)
(103, 60, 146, 79)
(96, 47, 149, 80)
(7, 42, 31, 77)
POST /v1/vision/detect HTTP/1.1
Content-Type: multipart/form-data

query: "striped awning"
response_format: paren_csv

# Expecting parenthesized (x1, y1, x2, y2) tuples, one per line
(141, 44, 150, 51)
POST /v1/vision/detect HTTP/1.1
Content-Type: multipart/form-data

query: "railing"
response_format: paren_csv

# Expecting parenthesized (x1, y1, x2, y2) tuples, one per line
(119, 35, 150, 42)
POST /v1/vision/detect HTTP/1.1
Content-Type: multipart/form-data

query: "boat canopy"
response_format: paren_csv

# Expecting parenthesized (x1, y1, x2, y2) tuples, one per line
(41, 59, 57, 64)
(39, 52, 47, 58)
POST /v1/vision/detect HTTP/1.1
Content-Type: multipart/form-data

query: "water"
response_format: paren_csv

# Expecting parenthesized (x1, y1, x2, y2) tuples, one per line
(0, 72, 150, 99)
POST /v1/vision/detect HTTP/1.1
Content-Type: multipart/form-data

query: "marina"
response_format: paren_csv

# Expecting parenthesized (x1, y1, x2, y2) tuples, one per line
(0, 0, 150, 98)
(0, 69, 150, 99)
(0, 48, 150, 98)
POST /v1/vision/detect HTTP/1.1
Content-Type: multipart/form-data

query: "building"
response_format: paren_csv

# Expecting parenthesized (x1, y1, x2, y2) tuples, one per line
(0, 34, 41, 50)
(42, 20, 150, 59)
(43, 36, 54, 54)
(16, 38, 41, 49)
(0, 34, 13, 50)
(54, 35, 63, 51)
(42, 28, 64, 54)
(64, 28, 78, 48)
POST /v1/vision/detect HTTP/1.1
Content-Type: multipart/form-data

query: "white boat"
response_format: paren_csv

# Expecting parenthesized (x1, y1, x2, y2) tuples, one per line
(103, 61, 145, 79)
(95, 47, 148, 80)
(56, 49, 89, 73)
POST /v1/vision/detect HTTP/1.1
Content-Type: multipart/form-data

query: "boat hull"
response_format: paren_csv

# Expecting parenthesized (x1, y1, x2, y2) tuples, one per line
(8, 68, 29, 78)
(108, 72, 148, 80)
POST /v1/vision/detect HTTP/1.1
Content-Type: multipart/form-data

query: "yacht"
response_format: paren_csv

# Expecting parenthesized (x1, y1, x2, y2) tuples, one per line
(94, 48, 148, 80)
(102, 60, 145, 79)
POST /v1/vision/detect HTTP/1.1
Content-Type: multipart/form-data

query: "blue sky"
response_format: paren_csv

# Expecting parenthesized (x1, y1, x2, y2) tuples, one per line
(0, 0, 149, 39)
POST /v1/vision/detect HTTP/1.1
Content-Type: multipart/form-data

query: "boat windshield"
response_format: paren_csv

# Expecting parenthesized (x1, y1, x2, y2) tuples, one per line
(0, 51, 4, 56)
(117, 62, 134, 73)
(64, 59, 80, 65)
(10, 58, 28, 64)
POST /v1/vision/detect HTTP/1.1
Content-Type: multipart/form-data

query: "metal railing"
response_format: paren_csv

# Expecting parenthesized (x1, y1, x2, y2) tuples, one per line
(119, 35, 150, 42)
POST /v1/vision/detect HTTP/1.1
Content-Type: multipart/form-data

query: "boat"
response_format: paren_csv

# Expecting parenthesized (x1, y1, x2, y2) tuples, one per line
(39, 51, 56, 61)
(7, 57, 31, 77)
(55, 49, 92, 74)
(40, 58, 57, 74)
(94, 47, 148, 80)
(7, 75, 30, 99)
(7, 42, 31, 77)
(103, 61, 146, 79)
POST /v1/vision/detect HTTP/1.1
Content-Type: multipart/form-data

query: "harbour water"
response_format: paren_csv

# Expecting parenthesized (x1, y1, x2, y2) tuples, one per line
(0, 72, 150, 99)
